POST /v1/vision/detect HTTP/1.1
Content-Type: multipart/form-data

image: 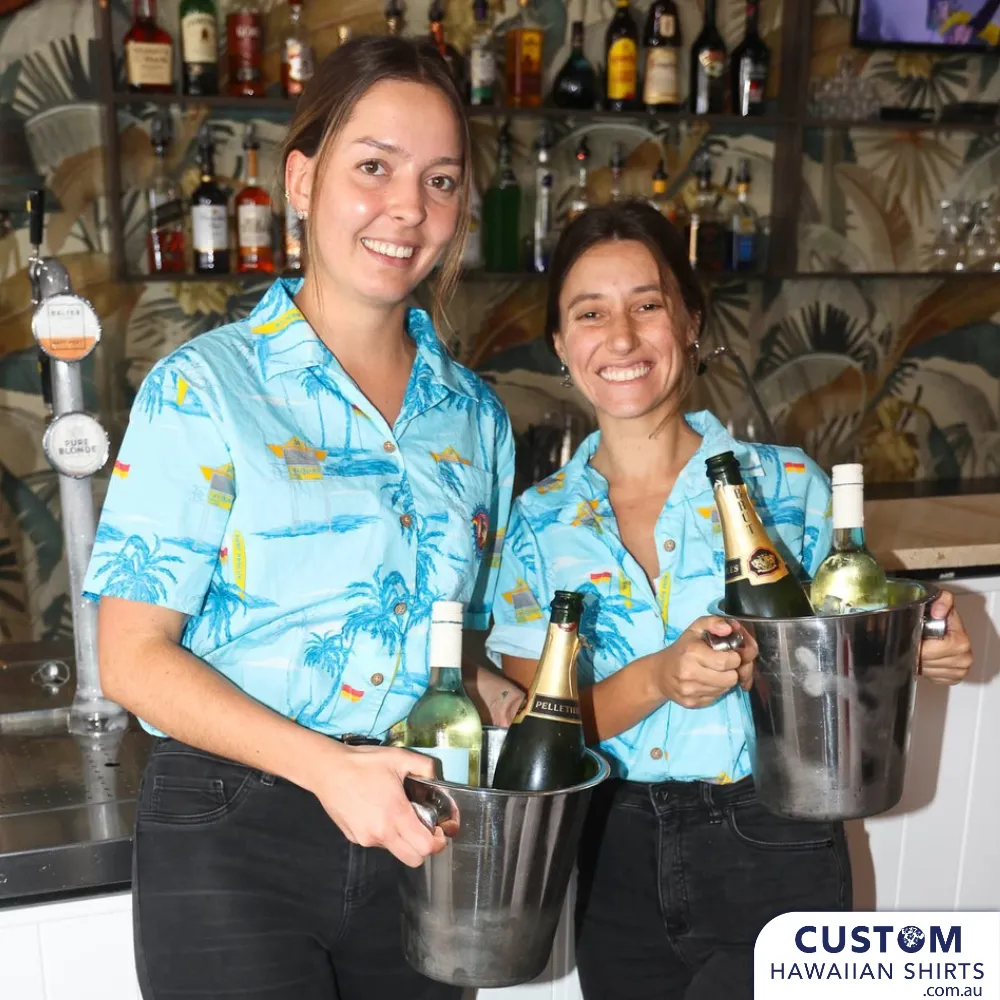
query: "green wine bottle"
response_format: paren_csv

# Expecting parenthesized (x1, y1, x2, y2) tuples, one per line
(809, 463, 889, 615)
(405, 601, 482, 786)
(491, 591, 588, 792)
(706, 451, 814, 618)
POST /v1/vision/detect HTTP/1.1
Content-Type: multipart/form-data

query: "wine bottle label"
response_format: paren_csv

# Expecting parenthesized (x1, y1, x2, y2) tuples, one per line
(739, 56, 767, 107)
(698, 47, 726, 79)
(229, 13, 263, 80)
(149, 195, 185, 229)
(714, 483, 791, 586)
(237, 204, 272, 250)
(126, 41, 173, 86)
(471, 48, 496, 103)
(284, 40, 315, 91)
(658, 14, 677, 38)
(525, 694, 581, 723)
(642, 48, 679, 104)
(411, 746, 471, 784)
(606, 38, 638, 100)
(182, 12, 217, 64)
(192, 205, 228, 251)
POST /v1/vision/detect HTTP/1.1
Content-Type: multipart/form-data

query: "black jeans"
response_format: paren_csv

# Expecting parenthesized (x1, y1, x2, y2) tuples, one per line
(132, 738, 461, 1000)
(575, 776, 852, 1000)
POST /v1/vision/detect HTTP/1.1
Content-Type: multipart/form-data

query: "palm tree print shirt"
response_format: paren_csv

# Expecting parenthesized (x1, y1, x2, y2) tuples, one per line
(486, 410, 832, 783)
(83, 278, 515, 739)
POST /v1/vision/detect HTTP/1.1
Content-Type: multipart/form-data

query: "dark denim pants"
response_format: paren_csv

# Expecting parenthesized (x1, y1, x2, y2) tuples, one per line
(132, 738, 461, 1000)
(574, 776, 853, 1000)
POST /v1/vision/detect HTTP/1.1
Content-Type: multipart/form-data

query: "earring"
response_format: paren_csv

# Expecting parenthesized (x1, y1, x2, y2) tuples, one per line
(688, 339, 701, 361)
(299, 210, 309, 221)
(560, 363, 573, 389)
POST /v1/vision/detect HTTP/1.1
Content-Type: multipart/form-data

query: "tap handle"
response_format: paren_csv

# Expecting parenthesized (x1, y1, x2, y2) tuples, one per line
(27, 188, 45, 248)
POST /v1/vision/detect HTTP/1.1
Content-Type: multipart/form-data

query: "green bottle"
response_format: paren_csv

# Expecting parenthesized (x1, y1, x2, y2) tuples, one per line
(482, 123, 521, 272)
(491, 591, 588, 792)
(405, 601, 482, 786)
(180, 0, 219, 96)
(706, 451, 815, 618)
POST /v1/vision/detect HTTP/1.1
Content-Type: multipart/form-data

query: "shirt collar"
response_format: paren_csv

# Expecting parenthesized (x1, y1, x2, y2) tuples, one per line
(246, 279, 476, 403)
(559, 410, 764, 519)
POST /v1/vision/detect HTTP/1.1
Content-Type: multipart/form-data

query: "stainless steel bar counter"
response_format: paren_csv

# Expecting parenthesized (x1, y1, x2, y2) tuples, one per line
(0, 644, 152, 907)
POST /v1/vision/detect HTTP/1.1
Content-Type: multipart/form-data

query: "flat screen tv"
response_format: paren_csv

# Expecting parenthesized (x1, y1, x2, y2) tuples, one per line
(853, 0, 1000, 50)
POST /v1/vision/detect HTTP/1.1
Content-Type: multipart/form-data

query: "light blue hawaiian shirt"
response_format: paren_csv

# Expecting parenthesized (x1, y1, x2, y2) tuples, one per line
(486, 410, 832, 784)
(83, 278, 514, 739)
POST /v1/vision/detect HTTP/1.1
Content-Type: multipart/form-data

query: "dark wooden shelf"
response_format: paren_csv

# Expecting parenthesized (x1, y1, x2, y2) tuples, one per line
(803, 117, 1000, 132)
(779, 270, 1000, 280)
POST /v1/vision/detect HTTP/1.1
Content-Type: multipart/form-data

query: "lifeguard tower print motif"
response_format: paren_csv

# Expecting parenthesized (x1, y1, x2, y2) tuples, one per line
(487, 411, 833, 784)
(84, 278, 514, 740)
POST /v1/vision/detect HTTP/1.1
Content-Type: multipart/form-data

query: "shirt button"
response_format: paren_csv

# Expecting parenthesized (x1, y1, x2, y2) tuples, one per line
(663, 539, 676, 552)
(370, 673, 384, 686)
(399, 513, 413, 528)
(393, 602, 407, 616)
(383, 441, 396, 453)
(650, 747, 664, 760)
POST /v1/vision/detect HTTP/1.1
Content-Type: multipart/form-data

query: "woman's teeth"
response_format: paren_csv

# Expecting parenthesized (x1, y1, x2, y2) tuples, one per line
(361, 238, 415, 259)
(599, 363, 651, 383)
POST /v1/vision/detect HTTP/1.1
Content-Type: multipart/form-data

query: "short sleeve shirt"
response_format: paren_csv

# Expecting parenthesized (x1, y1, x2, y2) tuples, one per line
(486, 410, 832, 783)
(84, 278, 515, 739)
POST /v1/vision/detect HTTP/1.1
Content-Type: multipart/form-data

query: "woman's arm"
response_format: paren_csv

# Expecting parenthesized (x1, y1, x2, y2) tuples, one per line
(100, 596, 444, 868)
(499, 616, 753, 744)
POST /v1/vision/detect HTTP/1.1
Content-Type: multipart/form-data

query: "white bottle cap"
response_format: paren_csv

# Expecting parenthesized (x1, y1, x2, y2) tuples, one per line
(430, 602, 464, 669)
(431, 601, 464, 624)
(831, 463, 864, 487)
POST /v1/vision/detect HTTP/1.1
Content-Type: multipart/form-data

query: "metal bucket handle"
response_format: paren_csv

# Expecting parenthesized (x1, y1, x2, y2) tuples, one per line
(404, 776, 460, 837)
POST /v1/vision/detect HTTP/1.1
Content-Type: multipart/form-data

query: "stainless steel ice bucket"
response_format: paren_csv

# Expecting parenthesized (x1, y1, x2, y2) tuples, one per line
(399, 730, 610, 989)
(710, 578, 946, 822)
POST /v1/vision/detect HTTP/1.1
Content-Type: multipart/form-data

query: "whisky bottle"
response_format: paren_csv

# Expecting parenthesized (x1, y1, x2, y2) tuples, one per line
(604, 0, 639, 112)
(124, 0, 173, 94)
(146, 112, 186, 274)
(642, 0, 681, 112)
(227, 3, 264, 97)
(491, 591, 588, 792)
(235, 123, 274, 274)
(552, 20, 597, 110)
(810, 464, 889, 615)
(690, 0, 727, 114)
(180, 0, 218, 96)
(191, 126, 230, 274)
(505, 0, 544, 109)
(405, 602, 483, 786)
(707, 451, 814, 618)
(281, 0, 315, 98)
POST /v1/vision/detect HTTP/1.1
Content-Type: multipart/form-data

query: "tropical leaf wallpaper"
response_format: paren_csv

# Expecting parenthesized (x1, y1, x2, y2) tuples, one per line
(0, 0, 998, 641)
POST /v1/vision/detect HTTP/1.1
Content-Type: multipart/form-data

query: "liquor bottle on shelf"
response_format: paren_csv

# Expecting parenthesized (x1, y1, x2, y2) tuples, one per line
(552, 20, 597, 110)
(690, 0, 727, 115)
(227, 3, 264, 97)
(469, 0, 496, 106)
(180, 0, 218, 96)
(686, 156, 725, 272)
(124, 0, 173, 94)
(384, 0, 403, 35)
(405, 601, 482, 786)
(338, 24, 353, 46)
(731, 0, 769, 117)
(146, 112, 186, 275)
(604, 0, 639, 112)
(531, 124, 554, 274)
(727, 158, 759, 272)
(505, 0, 544, 109)
(707, 451, 814, 619)
(483, 123, 521, 272)
(642, 0, 681, 113)
(567, 136, 591, 222)
(284, 197, 304, 272)
(191, 125, 230, 275)
(491, 590, 588, 793)
(648, 159, 677, 223)
(429, 0, 468, 99)
(235, 123, 274, 274)
(810, 464, 889, 615)
(281, 0, 315, 98)
(609, 143, 626, 203)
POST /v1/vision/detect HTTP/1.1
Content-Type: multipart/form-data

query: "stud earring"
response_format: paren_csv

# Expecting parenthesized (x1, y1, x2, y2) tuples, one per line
(560, 362, 573, 389)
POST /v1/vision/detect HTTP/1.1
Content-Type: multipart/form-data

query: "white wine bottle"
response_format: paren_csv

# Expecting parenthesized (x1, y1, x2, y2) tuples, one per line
(405, 601, 482, 785)
(491, 591, 588, 792)
(810, 463, 889, 615)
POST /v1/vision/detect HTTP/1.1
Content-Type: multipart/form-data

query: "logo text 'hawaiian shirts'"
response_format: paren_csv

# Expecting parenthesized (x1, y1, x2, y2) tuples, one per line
(487, 411, 833, 784)
(84, 279, 515, 739)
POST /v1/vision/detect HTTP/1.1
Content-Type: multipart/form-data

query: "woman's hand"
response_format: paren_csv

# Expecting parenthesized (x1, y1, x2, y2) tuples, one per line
(919, 589, 974, 685)
(651, 616, 758, 709)
(308, 741, 448, 868)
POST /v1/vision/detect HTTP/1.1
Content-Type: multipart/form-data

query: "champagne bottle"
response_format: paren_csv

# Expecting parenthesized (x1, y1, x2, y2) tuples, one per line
(491, 591, 587, 792)
(809, 464, 889, 615)
(707, 451, 814, 618)
(405, 601, 482, 785)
